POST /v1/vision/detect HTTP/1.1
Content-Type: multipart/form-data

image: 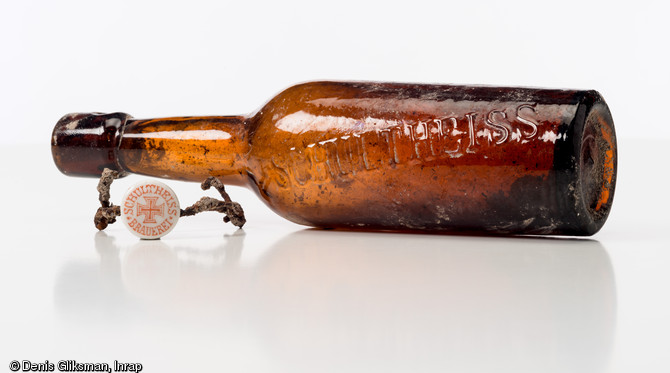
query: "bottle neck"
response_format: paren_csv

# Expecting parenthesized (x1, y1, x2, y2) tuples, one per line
(117, 115, 250, 185)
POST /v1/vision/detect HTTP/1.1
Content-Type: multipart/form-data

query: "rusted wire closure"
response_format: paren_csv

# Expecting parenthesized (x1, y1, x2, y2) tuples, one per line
(94, 168, 246, 231)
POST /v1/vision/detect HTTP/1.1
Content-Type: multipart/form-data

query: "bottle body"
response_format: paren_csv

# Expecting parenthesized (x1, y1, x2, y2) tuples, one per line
(52, 81, 617, 235)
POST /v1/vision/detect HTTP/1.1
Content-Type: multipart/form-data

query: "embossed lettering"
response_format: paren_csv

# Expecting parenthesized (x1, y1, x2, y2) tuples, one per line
(465, 113, 478, 153)
(261, 103, 546, 188)
(360, 131, 384, 170)
(290, 150, 311, 185)
(320, 140, 341, 178)
(265, 155, 290, 188)
(427, 119, 442, 157)
(440, 117, 463, 155)
(307, 145, 330, 182)
(414, 121, 431, 159)
(391, 122, 415, 164)
(516, 104, 539, 138)
(485, 110, 512, 145)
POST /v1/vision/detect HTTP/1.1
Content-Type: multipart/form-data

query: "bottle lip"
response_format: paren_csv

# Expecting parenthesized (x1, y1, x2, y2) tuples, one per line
(51, 112, 131, 177)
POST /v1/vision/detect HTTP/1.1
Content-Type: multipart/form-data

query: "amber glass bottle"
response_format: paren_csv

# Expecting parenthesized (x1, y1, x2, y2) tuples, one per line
(52, 81, 617, 235)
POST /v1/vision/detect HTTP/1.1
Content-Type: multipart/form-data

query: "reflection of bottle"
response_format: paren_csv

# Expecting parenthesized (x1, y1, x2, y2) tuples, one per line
(51, 81, 617, 235)
(252, 231, 616, 373)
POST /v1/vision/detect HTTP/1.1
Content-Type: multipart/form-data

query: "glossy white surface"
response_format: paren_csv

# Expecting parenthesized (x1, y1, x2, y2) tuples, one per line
(0, 139, 668, 372)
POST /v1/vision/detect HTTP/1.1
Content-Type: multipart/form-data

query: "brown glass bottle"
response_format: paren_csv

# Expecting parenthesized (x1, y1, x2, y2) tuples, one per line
(51, 81, 617, 235)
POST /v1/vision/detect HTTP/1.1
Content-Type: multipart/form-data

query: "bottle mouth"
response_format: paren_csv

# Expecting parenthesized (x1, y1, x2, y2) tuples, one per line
(575, 99, 617, 232)
(51, 112, 130, 177)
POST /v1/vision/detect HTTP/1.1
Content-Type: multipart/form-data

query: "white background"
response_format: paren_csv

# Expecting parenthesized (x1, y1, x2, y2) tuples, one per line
(1, 1, 669, 372)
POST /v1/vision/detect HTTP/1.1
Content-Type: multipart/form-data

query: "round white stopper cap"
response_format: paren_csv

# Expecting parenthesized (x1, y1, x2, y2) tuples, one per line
(120, 180, 180, 239)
